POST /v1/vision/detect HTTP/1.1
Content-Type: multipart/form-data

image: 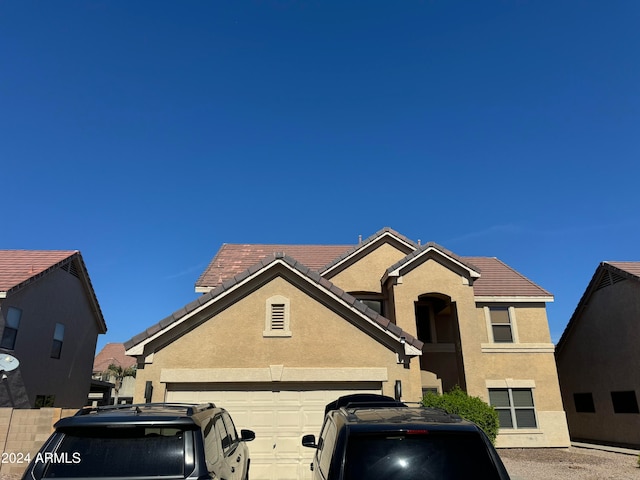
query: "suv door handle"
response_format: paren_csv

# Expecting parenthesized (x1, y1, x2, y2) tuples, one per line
(236, 455, 242, 462)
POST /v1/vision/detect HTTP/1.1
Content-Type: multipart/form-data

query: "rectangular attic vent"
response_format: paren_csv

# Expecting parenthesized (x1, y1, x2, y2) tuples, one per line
(271, 304, 286, 330)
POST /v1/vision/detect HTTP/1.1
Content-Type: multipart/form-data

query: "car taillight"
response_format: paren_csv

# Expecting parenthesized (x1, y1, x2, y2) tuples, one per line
(406, 429, 429, 435)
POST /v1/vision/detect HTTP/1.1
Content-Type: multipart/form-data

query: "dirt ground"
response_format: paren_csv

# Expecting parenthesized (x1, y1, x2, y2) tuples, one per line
(499, 446, 640, 480)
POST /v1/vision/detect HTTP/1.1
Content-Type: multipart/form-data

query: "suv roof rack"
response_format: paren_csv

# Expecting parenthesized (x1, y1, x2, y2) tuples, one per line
(76, 402, 216, 416)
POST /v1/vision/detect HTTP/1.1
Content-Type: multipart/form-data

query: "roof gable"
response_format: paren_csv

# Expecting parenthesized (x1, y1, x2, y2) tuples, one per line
(383, 242, 481, 284)
(320, 227, 417, 277)
(126, 253, 423, 356)
(0, 250, 77, 293)
(0, 250, 106, 333)
(557, 261, 640, 353)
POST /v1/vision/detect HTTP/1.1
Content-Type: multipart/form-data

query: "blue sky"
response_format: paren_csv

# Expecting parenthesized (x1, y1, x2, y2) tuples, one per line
(1, 1, 638, 353)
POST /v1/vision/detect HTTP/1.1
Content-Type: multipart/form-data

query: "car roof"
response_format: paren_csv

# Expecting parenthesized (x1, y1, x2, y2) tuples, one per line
(54, 403, 220, 429)
(332, 406, 479, 432)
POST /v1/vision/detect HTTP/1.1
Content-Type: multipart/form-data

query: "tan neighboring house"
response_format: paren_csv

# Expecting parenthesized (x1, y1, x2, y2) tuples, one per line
(125, 227, 569, 480)
(90, 342, 137, 406)
(556, 261, 640, 448)
(0, 250, 106, 408)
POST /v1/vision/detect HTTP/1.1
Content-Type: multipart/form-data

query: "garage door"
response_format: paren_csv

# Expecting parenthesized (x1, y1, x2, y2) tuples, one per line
(166, 382, 382, 480)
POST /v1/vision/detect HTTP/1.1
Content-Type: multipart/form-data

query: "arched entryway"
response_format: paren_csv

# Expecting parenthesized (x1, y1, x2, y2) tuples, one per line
(414, 293, 466, 394)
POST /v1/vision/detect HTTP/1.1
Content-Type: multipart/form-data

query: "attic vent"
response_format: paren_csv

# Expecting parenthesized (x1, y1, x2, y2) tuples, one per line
(595, 270, 627, 291)
(62, 261, 80, 279)
(271, 304, 285, 330)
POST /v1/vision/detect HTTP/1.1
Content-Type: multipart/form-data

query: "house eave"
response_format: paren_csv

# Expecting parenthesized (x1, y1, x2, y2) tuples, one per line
(475, 296, 554, 303)
(126, 258, 421, 358)
(322, 231, 415, 277)
(384, 246, 481, 283)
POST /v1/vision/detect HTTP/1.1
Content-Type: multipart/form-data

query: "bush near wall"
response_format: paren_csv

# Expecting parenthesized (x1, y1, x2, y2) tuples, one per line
(422, 386, 500, 444)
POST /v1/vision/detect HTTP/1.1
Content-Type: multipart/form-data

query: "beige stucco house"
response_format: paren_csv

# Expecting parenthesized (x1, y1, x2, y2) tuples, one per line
(0, 250, 106, 408)
(556, 261, 640, 448)
(125, 227, 569, 479)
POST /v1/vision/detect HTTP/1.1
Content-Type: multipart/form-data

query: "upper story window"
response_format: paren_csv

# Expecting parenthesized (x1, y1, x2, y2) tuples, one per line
(0, 307, 21, 350)
(263, 295, 291, 337)
(487, 306, 516, 343)
(51, 323, 65, 359)
(351, 293, 385, 316)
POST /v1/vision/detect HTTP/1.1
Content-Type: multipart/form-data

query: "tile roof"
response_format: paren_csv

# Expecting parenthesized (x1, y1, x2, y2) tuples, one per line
(605, 261, 640, 278)
(465, 257, 553, 297)
(0, 250, 79, 292)
(196, 243, 551, 298)
(126, 253, 424, 352)
(196, 244, 351, 289)
(93, 343, 137, 372)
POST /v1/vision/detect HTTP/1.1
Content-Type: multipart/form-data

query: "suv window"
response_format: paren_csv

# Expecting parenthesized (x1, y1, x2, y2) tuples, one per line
(42, 426, 187, 478)
(344, 431, 504, 480)
(318, 419, 337, 477)
(203, 418, 221, 466)
(222, 412, 239, 445)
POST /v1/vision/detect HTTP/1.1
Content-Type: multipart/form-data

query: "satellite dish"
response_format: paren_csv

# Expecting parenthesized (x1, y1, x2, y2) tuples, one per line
(0, 354, 19, 372)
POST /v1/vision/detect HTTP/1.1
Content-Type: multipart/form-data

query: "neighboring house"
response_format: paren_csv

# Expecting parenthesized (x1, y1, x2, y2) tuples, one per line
(556, 261, 640, 449)
(0, 250, 106, 408)
(125, 227, 569, 479)
(89, 342, 137, 406)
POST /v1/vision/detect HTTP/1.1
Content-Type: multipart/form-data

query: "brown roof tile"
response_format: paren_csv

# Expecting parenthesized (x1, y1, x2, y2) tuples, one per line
(93, 343, 137, 372)
(197, 243, 551, 298)
(0, 250, 79, 292)
(465, 257, 552, 297)
(196, 244, 351, 289)
(605, 261, 640, 278)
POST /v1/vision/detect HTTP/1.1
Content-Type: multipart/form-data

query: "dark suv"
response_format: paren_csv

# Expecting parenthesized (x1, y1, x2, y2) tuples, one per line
(302, 395, 510, 480)
(22, 403, 255, 480)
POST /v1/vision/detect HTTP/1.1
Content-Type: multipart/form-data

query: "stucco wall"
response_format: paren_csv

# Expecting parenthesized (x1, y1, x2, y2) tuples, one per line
(134, 275, 420, 402)
(327, 242, 408, 293)
(557, 279, 640, 447)
(0, 268, 101, 408)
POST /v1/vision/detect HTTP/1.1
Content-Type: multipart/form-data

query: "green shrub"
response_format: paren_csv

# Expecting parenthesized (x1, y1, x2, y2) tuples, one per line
(422, 386, 500, 444)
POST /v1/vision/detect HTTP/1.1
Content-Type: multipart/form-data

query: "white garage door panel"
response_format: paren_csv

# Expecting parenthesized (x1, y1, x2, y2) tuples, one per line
(166, 382, 381, 480)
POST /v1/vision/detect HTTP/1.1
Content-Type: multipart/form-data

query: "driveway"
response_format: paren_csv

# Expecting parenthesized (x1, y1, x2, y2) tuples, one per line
(499, 446, 639, 480)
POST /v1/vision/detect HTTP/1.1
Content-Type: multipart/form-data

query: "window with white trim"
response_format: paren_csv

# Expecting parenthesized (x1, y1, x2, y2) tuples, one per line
(488, 307, 514, 343)
(489, 388, 537, 429)
(263, 295, 291, 337)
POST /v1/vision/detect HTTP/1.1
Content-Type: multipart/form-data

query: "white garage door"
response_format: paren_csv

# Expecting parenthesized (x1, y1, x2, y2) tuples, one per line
(166, 382, 381, 480)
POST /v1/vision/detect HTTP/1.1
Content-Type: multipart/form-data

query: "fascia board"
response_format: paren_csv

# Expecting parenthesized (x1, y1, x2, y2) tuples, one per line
(128, 258, 418, 357)
(388, 246, 481, 279)
(127, 260, 277, 356)
(475, 296, 554, 303)
(323, 232, 415, 276)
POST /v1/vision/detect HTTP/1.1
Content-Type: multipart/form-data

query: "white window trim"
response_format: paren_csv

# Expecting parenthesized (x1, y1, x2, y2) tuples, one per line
(483, 305, 519, 343)
(263, 295, 291, 337)
(486, 380, 539, 430)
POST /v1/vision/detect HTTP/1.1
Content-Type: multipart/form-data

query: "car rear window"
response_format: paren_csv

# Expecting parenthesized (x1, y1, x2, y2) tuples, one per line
(344, 431, 503, 480)
(43, 427, 186, 478)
